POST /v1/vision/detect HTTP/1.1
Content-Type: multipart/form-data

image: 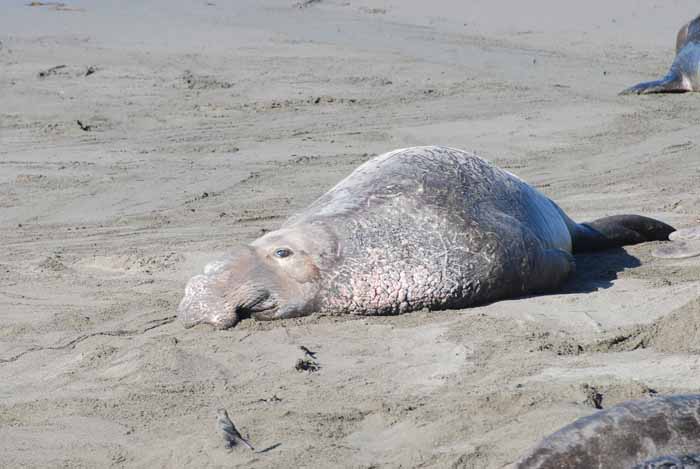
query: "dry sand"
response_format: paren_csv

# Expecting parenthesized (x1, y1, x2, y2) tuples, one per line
(2, 1, 700, 467)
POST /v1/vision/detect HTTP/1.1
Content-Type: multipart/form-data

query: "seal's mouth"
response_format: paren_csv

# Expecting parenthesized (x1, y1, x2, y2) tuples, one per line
(239, 294, 279, 322)
(239, 290, 274, 313)
(248, 296, 277, 313)
(179, 293, 282, 327)
(177, 275, 279, 329)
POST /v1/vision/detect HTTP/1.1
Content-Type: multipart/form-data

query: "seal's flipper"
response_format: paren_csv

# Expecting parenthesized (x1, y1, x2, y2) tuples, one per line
(619, 73, 691, 95)
(653, 240, 700, 259)
(572, 215, 675, 253)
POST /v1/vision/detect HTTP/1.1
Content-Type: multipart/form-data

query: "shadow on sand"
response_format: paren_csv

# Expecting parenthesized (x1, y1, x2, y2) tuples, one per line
(255, 443, 282, 454)
(562, 247, 641, 294)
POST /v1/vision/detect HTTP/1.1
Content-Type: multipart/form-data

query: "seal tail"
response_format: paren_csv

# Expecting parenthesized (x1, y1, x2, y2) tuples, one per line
(619, 72, 690, 94)
(571, 214, 675, 253)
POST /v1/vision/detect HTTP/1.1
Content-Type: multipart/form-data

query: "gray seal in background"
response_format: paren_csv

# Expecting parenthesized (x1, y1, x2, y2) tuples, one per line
(178, 146, 674, 329)
(621, 14, 700, 94)
(516, 394, 700, 468)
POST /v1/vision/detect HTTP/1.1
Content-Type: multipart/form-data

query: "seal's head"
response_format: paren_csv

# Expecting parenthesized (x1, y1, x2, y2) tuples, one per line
(177, 225, 334, 329)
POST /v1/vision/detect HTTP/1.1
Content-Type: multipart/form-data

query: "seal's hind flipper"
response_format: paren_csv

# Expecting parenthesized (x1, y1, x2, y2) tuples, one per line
(620, 73, 691, 95)
(572, 215, 675, 253)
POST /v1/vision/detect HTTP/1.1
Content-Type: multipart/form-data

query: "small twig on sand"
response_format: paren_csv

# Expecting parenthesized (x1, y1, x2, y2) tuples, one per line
(294, 0, 321, 8)
(37, 64, 66, 78)
(76, 120, 92, 131)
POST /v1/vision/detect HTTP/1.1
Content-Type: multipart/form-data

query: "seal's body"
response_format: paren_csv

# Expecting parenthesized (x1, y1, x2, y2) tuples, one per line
(622, 14, 700, 94)
(178, 146, 673, 329)
(517, 395, 700, 469)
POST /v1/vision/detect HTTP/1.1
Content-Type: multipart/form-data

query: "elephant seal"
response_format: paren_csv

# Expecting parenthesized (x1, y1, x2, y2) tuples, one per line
(178, 146, 674, 329)
(516, 394, 700, 468)
(621, 14, 700, 94)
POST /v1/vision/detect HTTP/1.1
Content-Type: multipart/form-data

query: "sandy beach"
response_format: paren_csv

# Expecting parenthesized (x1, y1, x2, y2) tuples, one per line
(2, 1, 700, 467)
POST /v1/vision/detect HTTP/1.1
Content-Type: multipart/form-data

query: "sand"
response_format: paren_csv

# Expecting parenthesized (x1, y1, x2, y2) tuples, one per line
(2, 0, 700, 467)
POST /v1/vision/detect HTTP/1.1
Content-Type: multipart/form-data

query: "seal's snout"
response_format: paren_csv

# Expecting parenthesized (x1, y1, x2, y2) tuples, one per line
(177, 274, 239, 329)
(177, 247, 279, 329)
(179, 232, 326, 328)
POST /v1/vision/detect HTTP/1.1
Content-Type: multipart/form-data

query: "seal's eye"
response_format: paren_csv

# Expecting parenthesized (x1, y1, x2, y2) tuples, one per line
(274, 248, 293, 258)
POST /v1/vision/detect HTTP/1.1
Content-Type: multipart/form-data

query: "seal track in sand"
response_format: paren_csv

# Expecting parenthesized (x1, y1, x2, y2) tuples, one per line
(0, 315, 176, 364)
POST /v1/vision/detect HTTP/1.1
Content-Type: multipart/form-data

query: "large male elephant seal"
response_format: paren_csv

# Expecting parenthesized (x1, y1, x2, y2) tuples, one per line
(621, 14, 700, 94)
(178, 146, 673, 329)
(516, 394, 700, 468)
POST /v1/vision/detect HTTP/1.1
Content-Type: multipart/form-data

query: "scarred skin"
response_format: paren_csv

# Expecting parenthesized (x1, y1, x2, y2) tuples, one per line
(516, 394, 700, 469)
(621, 14, 700, 94)
(289, 147, 575, 318)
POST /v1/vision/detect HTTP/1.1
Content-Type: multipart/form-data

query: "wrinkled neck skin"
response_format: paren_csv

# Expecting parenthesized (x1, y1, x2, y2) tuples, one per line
(300, 196, 499, 317)
(287, 146, 570, 317)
